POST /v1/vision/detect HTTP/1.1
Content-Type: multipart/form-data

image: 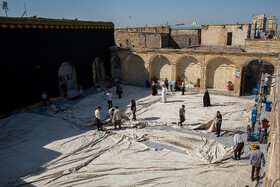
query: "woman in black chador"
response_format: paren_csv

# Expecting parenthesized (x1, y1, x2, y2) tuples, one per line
(203, 90, 211, 107)
(151, 81, 158, 96)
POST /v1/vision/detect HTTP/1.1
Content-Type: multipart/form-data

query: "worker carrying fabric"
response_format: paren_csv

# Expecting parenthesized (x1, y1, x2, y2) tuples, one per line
(232, 132, 244, 160)
(249, 144, 265, 182)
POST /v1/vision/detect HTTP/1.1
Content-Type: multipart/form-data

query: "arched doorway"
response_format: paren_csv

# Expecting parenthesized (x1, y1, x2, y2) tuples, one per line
(111, 56, 122, 80)
(93, 57, 106, 84)
(125, 54, 146, 83)
(149, 55, 171, 81)
(206, 58, 236, 90)
(241, 60, 274, 94)
(58, 62, 77, 96)
(176, 56, 200, 83)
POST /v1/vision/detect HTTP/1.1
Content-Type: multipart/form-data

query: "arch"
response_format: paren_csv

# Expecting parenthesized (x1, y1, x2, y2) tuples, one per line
(176, 56, 201, 83)
(205, 56, 238, 67)
(149, 55, 171, 81)
(241, 59, 274, 95)
(92, 57, 106, 83)
(206, 57, 236, 90)
(124, 54, 146, 83)
(58, 62, 77, 94)
(111, 56, 122, 80)
(241, 57, 275, 69)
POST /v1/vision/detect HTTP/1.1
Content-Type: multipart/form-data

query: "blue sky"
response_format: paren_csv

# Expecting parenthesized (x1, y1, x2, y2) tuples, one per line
(2, 0, 280, 28)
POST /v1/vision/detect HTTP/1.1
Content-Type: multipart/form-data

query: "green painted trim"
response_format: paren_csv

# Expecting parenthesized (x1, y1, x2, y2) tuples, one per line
(0, 17, 114, 27)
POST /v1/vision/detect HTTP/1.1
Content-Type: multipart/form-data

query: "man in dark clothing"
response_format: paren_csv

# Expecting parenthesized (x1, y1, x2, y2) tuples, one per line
(61, 82, 68, 98)
(203, 90, 211, 107)
(250, 145, 265, 182)
(130, 99, 136, 120)
(116, 81, 123, 98)
(179, 105, 185, 126)
(216, 111, 222, 137)
(164, 78, 169, 90)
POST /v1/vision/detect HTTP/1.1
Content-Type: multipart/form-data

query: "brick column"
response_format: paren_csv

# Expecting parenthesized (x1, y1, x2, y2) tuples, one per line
(171, 63, 177, 81)
(234, 66, 242, 96)
(201, 65, 206, 91)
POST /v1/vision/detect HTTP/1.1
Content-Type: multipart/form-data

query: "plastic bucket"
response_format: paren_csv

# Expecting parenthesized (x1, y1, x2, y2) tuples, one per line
(265, 101, 272, 111)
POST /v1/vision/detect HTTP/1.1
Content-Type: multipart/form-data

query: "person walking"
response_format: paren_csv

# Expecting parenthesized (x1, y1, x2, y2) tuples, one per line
(151, 81, 158, 96)
(42, 91, 52, 106)
(164, 78, 169, 90)
(216, 111, 222, 137)
(181, 80, 185, 95)
(232, 132, 244, 160)
(106, 91, 113, 109)
(250, 144, 265, 182)
(179, 105, 185, 126)
(203, 90, 211, 107)
(116, 81, 123, 99)
(113, 106, 122, 129)
(95, 106, 103, 131)
(161, 84, 167, 103)
(169, 81, 175, 94)
(130, 99, 136, 120)
(61, 82, 68, 98)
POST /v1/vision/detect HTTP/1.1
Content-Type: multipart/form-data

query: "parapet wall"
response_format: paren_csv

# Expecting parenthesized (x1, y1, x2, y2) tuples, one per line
(264, 55, 280, 187)
(245, 39, 280, 53)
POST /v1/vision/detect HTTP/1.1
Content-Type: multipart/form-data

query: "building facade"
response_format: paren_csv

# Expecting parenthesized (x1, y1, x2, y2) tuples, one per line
(0, 17, 114, 114)
(111, 43, 279, 97)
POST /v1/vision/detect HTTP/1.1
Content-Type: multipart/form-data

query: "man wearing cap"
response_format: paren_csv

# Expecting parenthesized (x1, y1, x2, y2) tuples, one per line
(95, 106, 103, 131)
(232, 132, 244, 160)
(250, 144, 265, 181)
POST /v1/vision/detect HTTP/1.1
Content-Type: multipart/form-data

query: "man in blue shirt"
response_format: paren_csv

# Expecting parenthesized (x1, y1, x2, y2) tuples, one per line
(169, 81, 176, 94)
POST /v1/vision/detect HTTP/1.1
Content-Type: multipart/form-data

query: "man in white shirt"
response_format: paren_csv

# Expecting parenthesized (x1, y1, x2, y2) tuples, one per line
(233, 132, 244, 160)
(95, 106, 103, 131)
(106, 91, 113, 109)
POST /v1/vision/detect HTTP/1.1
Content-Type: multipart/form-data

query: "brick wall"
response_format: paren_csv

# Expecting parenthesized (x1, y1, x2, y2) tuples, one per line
(114, 30, 141, 48)
(201, 24, 251, 47)
(264, 55, 280, 187)
(169, 29, 200, 49)
(245, 39, 280, 53)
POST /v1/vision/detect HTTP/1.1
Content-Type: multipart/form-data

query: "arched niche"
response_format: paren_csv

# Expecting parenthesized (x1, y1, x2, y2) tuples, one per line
(92, 57, 106, 83)
(149, 55, 171, 81)
(206, 58, 236, 90)
(111, 56, 122, 80)
(241, 59, 274, 94)
(176, 56, 200, 83)
(58, 62, 77, 91)
(124, 54, 146, 83)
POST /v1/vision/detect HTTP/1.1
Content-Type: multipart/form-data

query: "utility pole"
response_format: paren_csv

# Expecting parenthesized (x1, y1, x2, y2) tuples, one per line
(22, 3, 27, 17)
(2, 1, 8, 17)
